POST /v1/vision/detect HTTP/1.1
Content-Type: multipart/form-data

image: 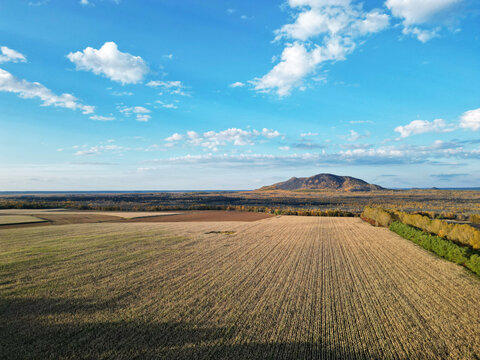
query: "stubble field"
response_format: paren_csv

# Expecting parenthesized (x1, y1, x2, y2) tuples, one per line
(1, 215, 479, 359)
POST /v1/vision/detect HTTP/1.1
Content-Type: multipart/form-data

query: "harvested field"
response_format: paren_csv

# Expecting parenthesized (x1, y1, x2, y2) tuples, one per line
(1, 217, 479, 359)
(124, 210, 274, 222)
(0, 215, 47, 226)
(0, 209, 70, 214)
(34, 213, 127, 225)
(0, 209, 181, 219)
(0, 211, 271, 229)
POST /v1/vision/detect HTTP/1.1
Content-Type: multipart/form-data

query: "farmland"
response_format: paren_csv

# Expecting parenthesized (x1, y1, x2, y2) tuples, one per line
(1, 215, 479, 359)
(2, 188, 480, 216)
(0, 215, 47, 225)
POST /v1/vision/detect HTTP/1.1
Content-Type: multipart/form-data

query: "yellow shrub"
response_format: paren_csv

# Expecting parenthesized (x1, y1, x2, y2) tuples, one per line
(367, 207, 480, 250)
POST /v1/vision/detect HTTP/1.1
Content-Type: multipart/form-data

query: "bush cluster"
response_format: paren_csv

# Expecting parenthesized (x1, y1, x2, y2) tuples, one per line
(361, 206, 394, 227)
(362, 206, 480, 249)
(394, 211, 480, 249)
(470, 214, 480, 224)
(390, 222, 480, 277)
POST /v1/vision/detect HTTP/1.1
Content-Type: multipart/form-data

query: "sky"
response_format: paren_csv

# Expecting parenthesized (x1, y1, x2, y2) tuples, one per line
(0, 0, 479, 190)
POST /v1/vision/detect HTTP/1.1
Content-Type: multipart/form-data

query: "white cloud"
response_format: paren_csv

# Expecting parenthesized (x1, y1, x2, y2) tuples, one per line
(165, 133, 183, 142)
(156, 100, 178, 109)
(354, 10, 390, 35)
(394, 118, 453, 138)
(147, 80, 182, 88)
(230, 81, 245, 88)
(300, 132, 319, 137)
(120, 106, 150, 114)
(349, 120, 373, 124)
(348, 130, 360, 141)
(110, 90, 133, 96)
(119, 105, 151, 122)
(252, 1, 389, 96)
(0, 68, 94, 114)
(136, 114, 151, 122)
(402, 26, 439, 43)
(279, 146, 291, 151)
(0, 46, 27, 64)
(165, 128, 281, 151)
(80, 0, 90, 5)
(260, 128, 281, 138)
(75, 144, 123, 156)
(386, 0, 461, 42)
(90, 115, 115, 121)
(252, 42, 323, 97)
(28, 0, 51, 6)
(67, 42, 148, 84)
(162, 103, 177, 109)
(147, 80, 189, 96)
(345, 129, 370, 141)
(340, 147, 404, 158)
(144, 138, 480, 168)
(133, 106, 150, 113)
(386, 0, 460, 25)
(460, 108, 480, 131)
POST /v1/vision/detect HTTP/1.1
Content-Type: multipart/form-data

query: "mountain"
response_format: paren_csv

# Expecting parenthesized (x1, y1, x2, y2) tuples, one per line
(260, 173, 385, 192)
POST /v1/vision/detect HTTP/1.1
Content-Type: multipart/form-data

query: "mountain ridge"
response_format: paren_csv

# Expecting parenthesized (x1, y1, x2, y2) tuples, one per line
(260, 173, 385, 192)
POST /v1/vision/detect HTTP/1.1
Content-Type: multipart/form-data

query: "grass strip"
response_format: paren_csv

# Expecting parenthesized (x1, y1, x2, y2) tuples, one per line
(389, 221, 480, 277)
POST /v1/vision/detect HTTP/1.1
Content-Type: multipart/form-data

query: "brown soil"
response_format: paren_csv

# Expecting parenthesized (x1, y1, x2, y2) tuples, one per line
(124, 211, 274, 222)
(36, 214, 125, 225)
(0, 211, 273, 230)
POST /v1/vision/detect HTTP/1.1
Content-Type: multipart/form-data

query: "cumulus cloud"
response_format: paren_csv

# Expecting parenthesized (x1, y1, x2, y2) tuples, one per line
(0, 68, 94, 114)
(165, 133, 183, 142)
(67, 42, 148, 84)
(252, 43, 323, 97)
(164, 128, 281, 151)
(0, 46, 27, 64)
(386, 0, 462, 42)
(460, 108, 480, 131)
(251, 0, 389, 96)
(386, 0, 461, 25)
(230, 82, 245, 88)
(394, 118, 454, 138)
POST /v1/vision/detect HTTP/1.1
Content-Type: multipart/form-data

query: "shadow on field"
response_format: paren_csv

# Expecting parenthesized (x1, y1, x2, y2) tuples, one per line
(1, 297, 383, 360)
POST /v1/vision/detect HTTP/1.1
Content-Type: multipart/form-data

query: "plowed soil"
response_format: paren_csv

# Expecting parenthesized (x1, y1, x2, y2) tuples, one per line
(124, 210, 274, 222)
(0, 211, 273, 229)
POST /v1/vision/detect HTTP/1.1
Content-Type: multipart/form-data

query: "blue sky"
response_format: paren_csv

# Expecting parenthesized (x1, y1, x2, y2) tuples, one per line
(0, 0, 479, 190)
